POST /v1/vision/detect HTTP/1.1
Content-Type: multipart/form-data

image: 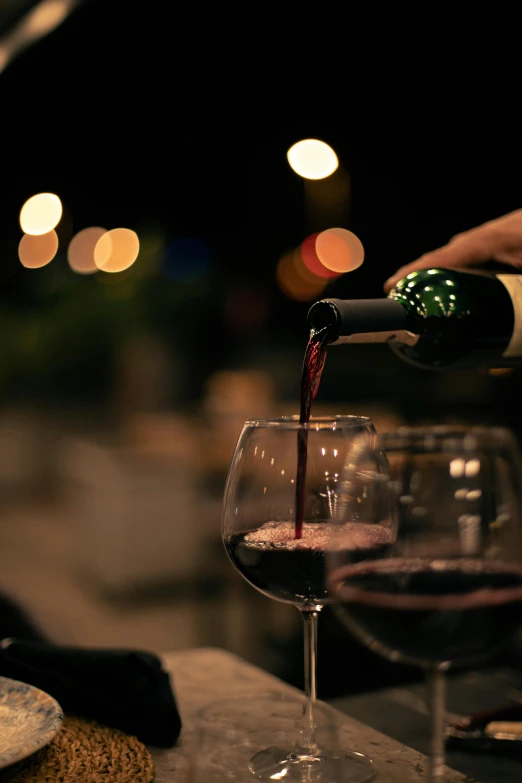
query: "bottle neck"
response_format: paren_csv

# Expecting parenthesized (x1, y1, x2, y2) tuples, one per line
(307, 298, 419, 346)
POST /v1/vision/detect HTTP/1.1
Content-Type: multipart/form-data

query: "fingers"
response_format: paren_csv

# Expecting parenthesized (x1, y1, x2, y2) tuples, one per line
(384, 210, 522, 291)
(384, 234, 492, 292)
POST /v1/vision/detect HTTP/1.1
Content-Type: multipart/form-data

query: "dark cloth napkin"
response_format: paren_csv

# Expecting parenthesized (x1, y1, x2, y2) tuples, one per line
(0, 638, 182, 747)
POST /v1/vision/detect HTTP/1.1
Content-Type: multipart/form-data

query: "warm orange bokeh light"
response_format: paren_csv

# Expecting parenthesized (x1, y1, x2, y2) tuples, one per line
(18, 230, 58, 268)
(300, 234, 341, 279)
(0, 47, 9, 74)
(276, 251, 328, 302)
(20, 193, 62, 236)
(67, 227, 106, 274)
(0, 1, 73, 76)
(94, 228, 140, 273)
(315, 228, 365, 273)
(24, 0, 70, 38)
(292, 247, 326, 286)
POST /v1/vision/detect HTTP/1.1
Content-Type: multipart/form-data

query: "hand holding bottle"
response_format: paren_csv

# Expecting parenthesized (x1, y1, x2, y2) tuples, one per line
(384, 209, 522, 292)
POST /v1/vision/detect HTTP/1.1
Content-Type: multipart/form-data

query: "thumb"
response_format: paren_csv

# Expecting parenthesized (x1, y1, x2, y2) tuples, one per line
(384, 235, 491, 292)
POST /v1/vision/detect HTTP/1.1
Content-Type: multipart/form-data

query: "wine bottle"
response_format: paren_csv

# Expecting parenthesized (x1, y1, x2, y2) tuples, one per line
(307, 268, 522, 369)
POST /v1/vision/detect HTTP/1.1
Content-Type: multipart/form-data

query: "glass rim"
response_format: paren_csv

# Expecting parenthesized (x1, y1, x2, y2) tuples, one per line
(243, 415, 373, 430)
(362, 425, 517, 453)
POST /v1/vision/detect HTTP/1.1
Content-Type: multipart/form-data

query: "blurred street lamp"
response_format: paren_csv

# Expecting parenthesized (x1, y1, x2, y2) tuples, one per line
(287, 139, 339, 180)
(0, 0, 85, 75)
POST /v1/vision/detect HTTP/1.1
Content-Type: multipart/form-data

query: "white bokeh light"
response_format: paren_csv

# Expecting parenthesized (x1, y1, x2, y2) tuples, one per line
(287, 139, 339, 180)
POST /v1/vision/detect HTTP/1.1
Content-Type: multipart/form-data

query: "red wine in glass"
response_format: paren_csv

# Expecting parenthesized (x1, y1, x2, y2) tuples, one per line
(226, 522, 393, 606)
(332, 558, 522, 666)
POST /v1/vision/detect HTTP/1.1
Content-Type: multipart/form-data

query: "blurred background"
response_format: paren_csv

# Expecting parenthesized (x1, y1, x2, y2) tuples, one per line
(0, 2, 521, 698)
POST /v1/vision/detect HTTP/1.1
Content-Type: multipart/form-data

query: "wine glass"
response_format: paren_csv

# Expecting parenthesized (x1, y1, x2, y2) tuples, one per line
(327, 426, 522, 782)
(222, 415, 377, 782)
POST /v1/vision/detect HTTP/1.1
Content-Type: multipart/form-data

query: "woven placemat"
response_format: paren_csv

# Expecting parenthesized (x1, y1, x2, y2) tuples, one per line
(2, 715, 155, 783)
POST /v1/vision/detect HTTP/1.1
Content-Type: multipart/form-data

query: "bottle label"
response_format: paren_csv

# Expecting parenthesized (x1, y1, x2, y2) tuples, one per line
(498, 275, 522, 357)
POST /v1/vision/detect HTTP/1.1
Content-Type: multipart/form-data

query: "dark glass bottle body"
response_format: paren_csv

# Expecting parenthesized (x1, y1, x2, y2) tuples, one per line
(307, 268, 522, 369)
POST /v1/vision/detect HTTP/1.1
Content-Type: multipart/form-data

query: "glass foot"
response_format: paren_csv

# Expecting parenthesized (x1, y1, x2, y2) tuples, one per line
(248, 745, 377, 782)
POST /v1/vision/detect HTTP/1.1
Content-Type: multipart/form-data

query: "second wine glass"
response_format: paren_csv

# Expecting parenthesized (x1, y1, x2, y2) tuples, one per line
(222, 415, 378, 782)
(328, 426, 522, 782)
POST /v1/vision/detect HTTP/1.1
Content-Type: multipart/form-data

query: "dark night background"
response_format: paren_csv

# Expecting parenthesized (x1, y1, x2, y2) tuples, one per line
(0, 6, 520, 419)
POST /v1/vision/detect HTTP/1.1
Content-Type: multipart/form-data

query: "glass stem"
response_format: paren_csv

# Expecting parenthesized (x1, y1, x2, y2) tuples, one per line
(297, 608, 320, 757)
(428, 664, 448, 781)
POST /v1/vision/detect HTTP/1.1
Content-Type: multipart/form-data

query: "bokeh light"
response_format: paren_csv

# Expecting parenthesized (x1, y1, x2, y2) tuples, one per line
(67, 227, 107, 274)
(94, 228, 140, 273)
(162, 238, 211, 282)
(293, 246, 328, 287)
(0, 47, 9, 74)
(0, 0, 75, 76)
(287, 139, 339, 180)
(20, 193, 63, 236)
(276, 251, 328, 302)
(315, 228, 365, 273)
(300, 234, 341, 279)
(18, 230, 58, 268)
(24, 0, 70, 38)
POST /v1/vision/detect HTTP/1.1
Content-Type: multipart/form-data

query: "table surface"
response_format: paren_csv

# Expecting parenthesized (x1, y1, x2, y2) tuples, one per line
(332, 667, 522, 783)
(152, 648, 469, 782)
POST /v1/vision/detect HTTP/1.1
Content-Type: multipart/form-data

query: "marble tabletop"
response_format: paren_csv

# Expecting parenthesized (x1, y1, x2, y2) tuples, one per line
(151, 648, 470, 782)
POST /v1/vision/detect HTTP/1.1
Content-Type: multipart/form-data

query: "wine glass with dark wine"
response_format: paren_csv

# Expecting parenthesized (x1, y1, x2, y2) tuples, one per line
(222, 415, 380, 782)
(327, 426, 522, 782)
